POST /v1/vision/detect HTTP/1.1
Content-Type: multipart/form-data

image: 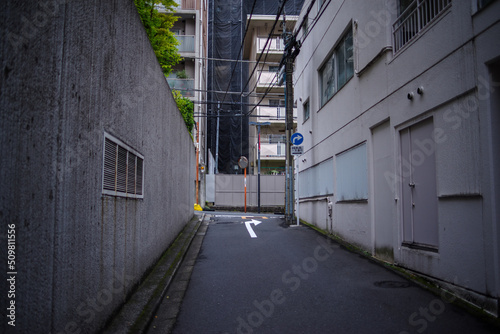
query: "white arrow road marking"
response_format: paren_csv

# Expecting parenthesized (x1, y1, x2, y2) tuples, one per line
(244, 219, 262, 238)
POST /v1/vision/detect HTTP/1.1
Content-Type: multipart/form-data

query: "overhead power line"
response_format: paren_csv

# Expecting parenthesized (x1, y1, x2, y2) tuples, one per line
(240, 0, 289, 96)
(293, 0, 337, 85)
(176, 87, 286, 97)
(218, 0, 258, 104)
(207, 0, 291, 113)
(191, 100, 283, 107)
(191, 56, 280, 65)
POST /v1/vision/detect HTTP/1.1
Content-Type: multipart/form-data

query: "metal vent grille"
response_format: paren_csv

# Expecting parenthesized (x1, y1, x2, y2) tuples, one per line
(102, 134, 144, 199)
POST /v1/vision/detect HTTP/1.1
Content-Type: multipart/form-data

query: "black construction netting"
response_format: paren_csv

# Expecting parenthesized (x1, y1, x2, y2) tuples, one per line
(207, 0, 304, 174)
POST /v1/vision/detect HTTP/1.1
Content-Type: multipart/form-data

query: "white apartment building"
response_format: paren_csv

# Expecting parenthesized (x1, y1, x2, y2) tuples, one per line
(294, 0, 500, 315)
(243, 15, 298, 175)
(162, 0, 209, 205)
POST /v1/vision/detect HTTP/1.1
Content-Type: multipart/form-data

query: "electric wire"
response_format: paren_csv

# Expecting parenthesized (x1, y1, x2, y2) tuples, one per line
(240, 0, 289, 97)
(217, 0, 258, 104)
(292, 0, 338, 85)
(190, 56, 280, 64)
(245, 69, 281, 116)
(210, 0, 290, 118)
(176, 87, 285, 96)
(242, 18, 296, 99)
(292, 0, 316, 41)
(297, 0, 334, 45)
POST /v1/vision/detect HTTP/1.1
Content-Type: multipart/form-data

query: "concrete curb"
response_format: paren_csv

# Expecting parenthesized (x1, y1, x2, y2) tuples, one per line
(299, 220, 500, 327)
(147, 215, 210, 332)
(102, 213, 205, 334)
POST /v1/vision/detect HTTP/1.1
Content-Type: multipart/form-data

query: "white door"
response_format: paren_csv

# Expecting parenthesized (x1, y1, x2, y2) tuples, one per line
(400, 118, 438, 249)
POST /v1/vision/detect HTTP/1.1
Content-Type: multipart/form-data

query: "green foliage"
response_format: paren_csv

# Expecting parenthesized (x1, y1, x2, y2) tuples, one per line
(134, 0, 182, 76)
(176, 69, 188, 79)
(173, 90, 195, 133)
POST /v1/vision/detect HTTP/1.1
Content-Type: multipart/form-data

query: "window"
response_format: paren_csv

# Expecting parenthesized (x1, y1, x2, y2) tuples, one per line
(102, 133, 144, 199)
(393, 0, 452, 53)
(319, 28, 353, 107)
(303, 99, 310, 122)
(268, 134, 286, 144)
(299, 158, 334, 198)
(336, 143, 368, 202)
(269, 99, 285, 107)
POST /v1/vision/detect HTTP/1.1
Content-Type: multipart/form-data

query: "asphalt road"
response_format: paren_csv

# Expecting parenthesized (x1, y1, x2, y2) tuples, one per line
(164, 213, 497, 334)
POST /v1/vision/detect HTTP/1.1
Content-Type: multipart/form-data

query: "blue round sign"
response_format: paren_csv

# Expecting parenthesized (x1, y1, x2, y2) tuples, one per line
(291, 132, 304, 145)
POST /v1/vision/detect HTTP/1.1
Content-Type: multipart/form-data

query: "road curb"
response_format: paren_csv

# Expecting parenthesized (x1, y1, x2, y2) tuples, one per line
(102, 213, 205, 334)
(299, 220, 500, 327)
(147, 215, 210, 333)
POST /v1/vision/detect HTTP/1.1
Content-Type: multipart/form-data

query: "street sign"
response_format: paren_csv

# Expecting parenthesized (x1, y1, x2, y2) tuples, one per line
(291, 132, 304, 145)
(291, 145, 303, 155)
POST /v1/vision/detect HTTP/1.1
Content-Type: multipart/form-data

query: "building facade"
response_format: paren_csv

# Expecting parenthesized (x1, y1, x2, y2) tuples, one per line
(243, 15, 298, 175)
(163, 0, 209, 205)
(206, 0, 304, 175)
(294, 0, 500, 315)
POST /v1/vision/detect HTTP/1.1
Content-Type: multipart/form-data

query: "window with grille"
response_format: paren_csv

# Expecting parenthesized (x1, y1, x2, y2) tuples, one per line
(268, 134, 286, 144)
(102, 133, 144, 199)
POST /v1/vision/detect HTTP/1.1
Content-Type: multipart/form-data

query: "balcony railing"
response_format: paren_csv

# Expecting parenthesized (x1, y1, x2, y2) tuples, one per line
(158, 0, 195, 11)
(166, 78, 195, 97)
(257, 106, 297, 120)
(261, 143, 286, 158)
(257, 71, 278, 86)
(258, 37, 285, 52)
(175, 35, 195, 53)
(267, 134, 286, 144)
(261, 167, 286, 175)
(393, 0, 451, 53)
(258, 106, 285, 120)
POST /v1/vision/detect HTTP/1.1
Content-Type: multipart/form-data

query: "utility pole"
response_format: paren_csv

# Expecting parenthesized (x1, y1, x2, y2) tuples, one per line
(215, 101, 220, 174)
(285, 55, 294, 224)
(250, 121, 270, 213)
(281, 32, 301, 225)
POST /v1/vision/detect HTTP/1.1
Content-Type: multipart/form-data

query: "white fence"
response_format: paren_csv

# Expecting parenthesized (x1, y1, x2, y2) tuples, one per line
(206, 174, 285, 208)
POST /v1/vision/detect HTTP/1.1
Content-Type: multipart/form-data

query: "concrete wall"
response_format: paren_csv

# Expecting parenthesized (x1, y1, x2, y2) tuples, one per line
(0, 1, 195, 333)
(294, 0, 500, 315)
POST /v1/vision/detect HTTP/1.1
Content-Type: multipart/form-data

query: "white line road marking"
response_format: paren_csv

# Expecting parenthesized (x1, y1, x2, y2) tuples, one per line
(244, 219, 262, 238)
